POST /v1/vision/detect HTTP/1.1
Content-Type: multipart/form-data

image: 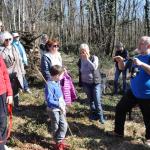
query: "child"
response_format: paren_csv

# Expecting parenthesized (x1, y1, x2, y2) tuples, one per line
(45, 65, 69, 150)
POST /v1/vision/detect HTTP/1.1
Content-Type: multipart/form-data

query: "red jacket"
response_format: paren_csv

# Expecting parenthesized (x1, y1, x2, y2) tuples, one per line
(0, 57, 13, 96)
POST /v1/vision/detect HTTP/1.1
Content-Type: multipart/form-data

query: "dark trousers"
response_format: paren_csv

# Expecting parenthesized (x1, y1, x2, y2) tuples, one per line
(0, 93, 7, 150)
(10, 74, 20, 108)
(114, 90, 150, 139)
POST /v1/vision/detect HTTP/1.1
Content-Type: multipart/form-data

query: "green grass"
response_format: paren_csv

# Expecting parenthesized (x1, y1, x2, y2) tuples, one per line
(8, 52, 149, 150)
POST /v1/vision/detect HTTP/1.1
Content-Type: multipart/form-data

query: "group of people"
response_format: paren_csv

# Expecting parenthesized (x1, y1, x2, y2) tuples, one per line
(0, 21, 32, 150)
(113, 37, 150, 146)
(39, 38, 105, 149)
(0, 20, 150, 149)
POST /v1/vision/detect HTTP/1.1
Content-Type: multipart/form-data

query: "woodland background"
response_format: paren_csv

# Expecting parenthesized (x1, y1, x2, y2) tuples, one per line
(0, 1, 150, 149)
(0, 0, 150, 56)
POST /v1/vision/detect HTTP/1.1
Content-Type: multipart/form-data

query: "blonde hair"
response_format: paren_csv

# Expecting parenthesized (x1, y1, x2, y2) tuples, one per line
(79, 43, 90, 52)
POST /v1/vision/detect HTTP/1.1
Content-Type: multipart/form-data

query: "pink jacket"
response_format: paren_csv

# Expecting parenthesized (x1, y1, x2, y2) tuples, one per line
(61, 72, 77, 105)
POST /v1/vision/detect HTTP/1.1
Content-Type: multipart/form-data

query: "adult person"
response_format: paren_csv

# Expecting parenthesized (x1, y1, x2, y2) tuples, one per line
(41, 39, 77, 106)
(78, 43, 105, 124)
(12, 32, 31, 94)
(0, 31, 25, 111)
(40, 34, 49, 57)
(113, 42, 129, 94)
(41, 39, 62, 81)
(0, 21, 4, 32)
(113, 36, 150, 146)
(0, 21, 5, 46)
(0, 57, 13, 150)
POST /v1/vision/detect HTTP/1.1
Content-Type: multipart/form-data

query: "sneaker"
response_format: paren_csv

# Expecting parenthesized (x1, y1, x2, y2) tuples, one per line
(62, 140, 70, 149)
(55, 142, 64, 150)
(99, 116, 106, 124)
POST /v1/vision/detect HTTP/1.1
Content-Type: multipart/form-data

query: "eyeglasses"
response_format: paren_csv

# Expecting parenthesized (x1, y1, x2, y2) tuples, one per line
(5, 38, 11, 41)
(52, 45, 59, 48)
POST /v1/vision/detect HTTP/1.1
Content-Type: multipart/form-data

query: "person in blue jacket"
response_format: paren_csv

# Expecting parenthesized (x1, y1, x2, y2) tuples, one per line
(113, 36, 150, 147)
(45, 65, 70, 150)
(12, 32, 31, 94)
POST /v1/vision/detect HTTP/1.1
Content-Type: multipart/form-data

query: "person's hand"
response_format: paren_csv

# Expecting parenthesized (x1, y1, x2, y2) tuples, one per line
(60, 107, 66, 115)
(80, 50, 90, 60)
(6, 96, 13, 105)
(113, 56, 124, 62)
(133, 58, 143, 66)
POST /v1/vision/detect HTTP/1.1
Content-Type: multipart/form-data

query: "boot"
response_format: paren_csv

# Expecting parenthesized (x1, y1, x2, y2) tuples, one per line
(55, 142, 64, 150)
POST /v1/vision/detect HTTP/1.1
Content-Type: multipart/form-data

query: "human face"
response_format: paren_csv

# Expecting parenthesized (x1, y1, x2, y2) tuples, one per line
(48, 42, 59, 54)
(80, 49, 90, 59)
(4, 38, 11, 46)
(54, 72, 64, 81)
(116, 46, 123, 51)
(138, 40, 148, 54)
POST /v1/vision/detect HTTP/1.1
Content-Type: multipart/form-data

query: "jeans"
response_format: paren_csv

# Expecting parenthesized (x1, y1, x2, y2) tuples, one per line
(0, 94, 7, 150)
(115, 90, 150, 139)
(114, 67, 127, 94)
(82, 83, 104, 119)
(49, 110, 68, 143)
(23, 76, 29, 91)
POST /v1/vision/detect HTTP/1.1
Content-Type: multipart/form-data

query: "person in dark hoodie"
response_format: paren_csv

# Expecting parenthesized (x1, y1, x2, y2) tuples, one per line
(113, 42, 129, 94)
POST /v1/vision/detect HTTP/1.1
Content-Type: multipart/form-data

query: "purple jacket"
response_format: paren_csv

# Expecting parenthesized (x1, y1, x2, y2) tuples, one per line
(61, 72, 77, 105)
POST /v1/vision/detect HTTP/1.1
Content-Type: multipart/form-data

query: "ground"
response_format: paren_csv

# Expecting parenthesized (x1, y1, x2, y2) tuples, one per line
(7, 52, 150, 150)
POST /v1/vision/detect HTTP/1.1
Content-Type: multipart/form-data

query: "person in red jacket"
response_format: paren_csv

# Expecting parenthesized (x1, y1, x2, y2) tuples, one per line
(0, 56, 13, 150)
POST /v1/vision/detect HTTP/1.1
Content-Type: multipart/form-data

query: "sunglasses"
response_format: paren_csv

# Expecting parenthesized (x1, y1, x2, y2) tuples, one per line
(5, 38, 11, 41)
(52, 45, 59, 48)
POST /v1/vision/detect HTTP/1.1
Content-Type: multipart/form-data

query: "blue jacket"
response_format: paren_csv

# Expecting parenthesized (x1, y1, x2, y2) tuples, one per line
(41, 52, 62, 81)
(45, 80, 63, 109)
(41, 54, 52, 81)
(12, 40, 28, 65)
